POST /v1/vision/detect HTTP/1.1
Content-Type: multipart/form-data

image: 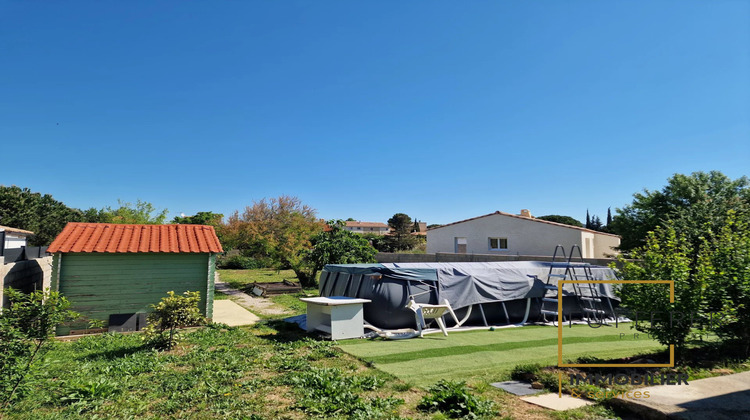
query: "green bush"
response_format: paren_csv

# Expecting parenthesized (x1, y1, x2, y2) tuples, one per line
(509, 363, 542, 381)
(218, 255, 265, 269)
(417, 380, 496, 419)
(283, 366, 393, 417)
(59, 378, 120, 407)
(0, 288, 78, 408)
(537, 372, 559, 390)
(143, 291, 205, 350)
(700, 212, 750, 356)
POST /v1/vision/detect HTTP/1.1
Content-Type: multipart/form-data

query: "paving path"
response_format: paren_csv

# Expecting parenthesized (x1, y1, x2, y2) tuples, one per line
(611, 370, 750, 419)
(214, 277, 291, 317)
(212, 300, 260, 326)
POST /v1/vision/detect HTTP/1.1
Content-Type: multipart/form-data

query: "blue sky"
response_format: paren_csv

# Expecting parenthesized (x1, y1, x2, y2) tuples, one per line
(2, 1, 748, 225)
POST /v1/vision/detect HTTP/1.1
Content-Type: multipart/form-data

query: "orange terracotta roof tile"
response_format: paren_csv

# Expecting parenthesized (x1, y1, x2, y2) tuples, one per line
(47, 223, 223, 254)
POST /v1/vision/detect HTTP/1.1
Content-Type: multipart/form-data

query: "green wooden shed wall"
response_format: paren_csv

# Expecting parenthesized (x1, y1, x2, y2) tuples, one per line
(47, 223, 223, 336)
(51, 253, 217, 335)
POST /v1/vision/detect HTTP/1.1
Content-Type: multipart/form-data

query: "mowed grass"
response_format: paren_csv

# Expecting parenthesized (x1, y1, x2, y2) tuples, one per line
(217, 268, 300, 289)
(339, 324, 665, 387)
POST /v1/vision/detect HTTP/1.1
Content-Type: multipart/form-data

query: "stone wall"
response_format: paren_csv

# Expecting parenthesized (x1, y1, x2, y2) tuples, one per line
(1, 256, 53, 308)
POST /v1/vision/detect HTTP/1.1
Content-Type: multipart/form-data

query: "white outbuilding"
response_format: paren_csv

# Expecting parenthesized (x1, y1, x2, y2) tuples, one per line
(0, 225, 34, 252)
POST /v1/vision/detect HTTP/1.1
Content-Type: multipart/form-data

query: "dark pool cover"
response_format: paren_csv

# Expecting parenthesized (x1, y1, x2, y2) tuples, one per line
(319, 262, 619, 329)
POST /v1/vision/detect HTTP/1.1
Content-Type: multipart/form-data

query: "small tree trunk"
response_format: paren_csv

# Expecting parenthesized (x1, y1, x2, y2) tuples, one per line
(294, 268, 318, 288)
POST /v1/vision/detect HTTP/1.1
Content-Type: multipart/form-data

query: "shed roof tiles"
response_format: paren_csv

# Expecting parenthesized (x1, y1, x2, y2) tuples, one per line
(47, 223, 223, 254)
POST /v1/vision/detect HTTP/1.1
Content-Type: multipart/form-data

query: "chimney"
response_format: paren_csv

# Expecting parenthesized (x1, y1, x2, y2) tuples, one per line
(520, 209, 532, 218)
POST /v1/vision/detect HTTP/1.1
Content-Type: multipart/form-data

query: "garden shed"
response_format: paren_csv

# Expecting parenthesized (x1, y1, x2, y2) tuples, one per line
(47, 222, 223, 335)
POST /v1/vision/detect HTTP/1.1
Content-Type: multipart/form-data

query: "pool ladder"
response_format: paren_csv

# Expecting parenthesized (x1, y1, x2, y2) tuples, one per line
(539, 245, 612, 324)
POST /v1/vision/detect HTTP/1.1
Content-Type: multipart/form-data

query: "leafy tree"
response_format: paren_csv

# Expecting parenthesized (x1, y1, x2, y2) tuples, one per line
(142, 291, 205, 350)
(616, 223, 709, 361)
(536, 215, 583, 227)
(606, 207, 613, 227)
(345, 218, 356, 221)
(79, 207, 109, 223)
(589, 215, 604, 231)
(387, 213, 418, 251)
(412, 220, 421, 232)
(0, 186, 83, 245)
(221, 196, 323, 285)
(172, 212, 226, 245)
(700, 211, 750, 356)
(388, 213, 412, 234)
(1, 288, 78, 407)
(172, 211, 223, 226)
(610, 171, 750, 251)
(0, 186, 169, 245)
(363, 233, 400, 253)
(302, 220, 377, 284)
(97, 200, 168, 224)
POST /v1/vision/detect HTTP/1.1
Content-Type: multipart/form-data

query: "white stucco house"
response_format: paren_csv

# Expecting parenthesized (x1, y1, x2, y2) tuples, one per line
(427, 210, 620, 258)
(344, 221, 391, 235)
(0, 225, 34, 252)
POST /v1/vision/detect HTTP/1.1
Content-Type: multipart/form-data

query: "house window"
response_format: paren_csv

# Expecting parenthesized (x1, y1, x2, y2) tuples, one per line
(455, 237, 467, 254)
(488, 237, 508, 251)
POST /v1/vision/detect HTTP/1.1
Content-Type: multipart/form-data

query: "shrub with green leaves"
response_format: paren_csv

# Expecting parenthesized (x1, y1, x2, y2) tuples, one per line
(616, 223, 708, 361)
(143, 291, 205, 350)
(0, 288, 78, 408)
(218, 255, 265, 269)
(282, 366, 393, 417)
(510, 363, 542, 381)
(417, 380, 496, 419)
(700, 211, 750, 355)
(617, 209, 750, 359)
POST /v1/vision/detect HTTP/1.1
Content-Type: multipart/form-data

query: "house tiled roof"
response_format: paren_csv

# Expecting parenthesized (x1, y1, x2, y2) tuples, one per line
(47, 223, 223, 254)
(0, 225, 34, 235)
(427, 211, 621, 238)
(346, 221, 390, 229)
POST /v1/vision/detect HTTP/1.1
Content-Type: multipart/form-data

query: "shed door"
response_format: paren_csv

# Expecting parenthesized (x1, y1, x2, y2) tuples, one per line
(58, 253, 209, 335)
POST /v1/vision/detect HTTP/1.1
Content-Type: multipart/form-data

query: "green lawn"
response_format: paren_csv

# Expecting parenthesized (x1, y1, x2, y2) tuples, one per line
(217, 268, 300, 289)
(3, 324, 624, 420)
(339, 324, 665, 387)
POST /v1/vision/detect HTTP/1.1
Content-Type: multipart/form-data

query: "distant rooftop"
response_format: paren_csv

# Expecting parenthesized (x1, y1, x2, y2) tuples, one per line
(0, 225, 34, 236)
(345, 221, 389, 228)
(428, 210, 621, 238)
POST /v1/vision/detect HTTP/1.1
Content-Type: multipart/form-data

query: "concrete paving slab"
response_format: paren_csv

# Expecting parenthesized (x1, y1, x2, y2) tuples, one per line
(610, 371, 750, 420)
(491, 380, 545, 396)
(520, 393, 593, 411)
(212, 300, 260, 326)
